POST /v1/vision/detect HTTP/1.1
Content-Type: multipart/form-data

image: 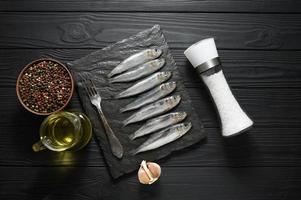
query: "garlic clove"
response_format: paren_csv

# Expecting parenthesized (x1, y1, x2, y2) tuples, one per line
(138, 160, 161, 184)
(138, 167, 151, 184)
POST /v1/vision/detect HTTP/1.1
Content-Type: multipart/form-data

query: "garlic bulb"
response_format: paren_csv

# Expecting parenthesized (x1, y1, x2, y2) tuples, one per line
(138, 160, 161, 184)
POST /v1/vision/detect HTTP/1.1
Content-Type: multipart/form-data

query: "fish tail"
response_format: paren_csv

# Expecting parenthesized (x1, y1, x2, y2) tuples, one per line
(114, 93, 123, 99)
(119, 107, 128, 113)
(129, 149, 137, 155)
(108, 63, 124, 78)
(128, 133, 136, 140)
(122, 118, 133, 126)
(129, 148, 141, 155)
(108, 78, 116, 83)
(107, 72, 114, 78)
(120, 105, 134, 113)
(115, 90, 128, 99)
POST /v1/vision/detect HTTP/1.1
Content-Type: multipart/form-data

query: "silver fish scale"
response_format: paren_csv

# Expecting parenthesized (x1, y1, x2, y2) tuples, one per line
(123, 95, 181, 126)
(115, 71, 172, 99)
(120, 81, 176, 112)
(129, 111, 187, 140)
(131, 122, 192, 155)
(108, 48, 162, 78)
(110, 58, 165, 83)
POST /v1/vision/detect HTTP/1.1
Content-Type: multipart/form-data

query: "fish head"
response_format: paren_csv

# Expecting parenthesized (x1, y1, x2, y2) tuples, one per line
(158, 71, 172, 82)
(148, 48, 163, 59)
(166, 95, 181, 107)
(157, 58, 166, 67)
(151, 58, 165, 68)
(177, 122, 192, 136)
(172, 112, 187, 123)
(161, 81, 176, 92)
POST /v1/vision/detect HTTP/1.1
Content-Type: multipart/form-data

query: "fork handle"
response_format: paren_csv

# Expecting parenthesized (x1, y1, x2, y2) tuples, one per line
(96, 107, 124, 159)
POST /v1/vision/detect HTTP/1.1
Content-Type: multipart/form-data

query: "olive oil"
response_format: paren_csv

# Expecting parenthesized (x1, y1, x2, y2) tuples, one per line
(70, 112, 93, 151)
(34, 111, 92, 152)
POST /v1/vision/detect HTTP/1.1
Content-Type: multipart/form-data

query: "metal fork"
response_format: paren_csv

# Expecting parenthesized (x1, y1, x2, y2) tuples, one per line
(79, 73, 123, 159)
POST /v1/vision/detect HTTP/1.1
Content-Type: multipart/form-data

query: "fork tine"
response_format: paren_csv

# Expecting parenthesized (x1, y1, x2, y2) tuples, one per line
(78, 73, 86, 84)
(79, 73, 93, 98)
(85, 73, 98, 96)
(89, 79, 98, 96)
(84, 73, 96, 96)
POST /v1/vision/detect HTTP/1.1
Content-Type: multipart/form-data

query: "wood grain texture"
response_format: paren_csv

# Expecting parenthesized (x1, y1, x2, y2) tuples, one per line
(1, 2, 301, 198)
(2, 82, 301, 129)
(1, 49, 301, 128)
(1, 166, 301, 200)
(1, 49, 301, 167)
(1, 124, 301, 167)
(1, 0, 301, 12)
(0, 12, 301, 49)
(1, 49, 301, 88)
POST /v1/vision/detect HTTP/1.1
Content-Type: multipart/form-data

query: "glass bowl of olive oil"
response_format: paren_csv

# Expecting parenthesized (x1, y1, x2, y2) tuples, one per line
(32, 111, 92, 152)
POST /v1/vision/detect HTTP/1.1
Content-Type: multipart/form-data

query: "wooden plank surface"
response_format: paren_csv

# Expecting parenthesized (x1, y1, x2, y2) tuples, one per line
(1, 0, 301, 13)
(0, 12, 301, 50)
(1, 166, 301, 200)
(1, 49, 301, 88)
(1, 49, 301, 167)
(1, 124, 301, 167)
(2, 86, 301, 128)
(1, 1, 301, 199)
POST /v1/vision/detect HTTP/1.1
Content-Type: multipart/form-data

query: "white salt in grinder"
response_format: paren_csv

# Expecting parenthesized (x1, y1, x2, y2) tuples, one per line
(184, 38, 253, 137)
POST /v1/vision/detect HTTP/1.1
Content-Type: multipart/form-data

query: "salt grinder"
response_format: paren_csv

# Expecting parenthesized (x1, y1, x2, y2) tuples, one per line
(184, 38, 253, 137)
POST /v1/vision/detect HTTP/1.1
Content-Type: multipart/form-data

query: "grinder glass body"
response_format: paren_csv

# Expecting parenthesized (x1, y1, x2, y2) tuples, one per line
(184, 38, 253, 137)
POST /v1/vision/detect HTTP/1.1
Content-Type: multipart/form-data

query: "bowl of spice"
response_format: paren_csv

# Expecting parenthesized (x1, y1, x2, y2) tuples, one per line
(16, 58, 74, 115)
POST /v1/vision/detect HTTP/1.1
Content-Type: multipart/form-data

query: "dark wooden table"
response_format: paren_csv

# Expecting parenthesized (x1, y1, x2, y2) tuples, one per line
(1, 1, 301, 199)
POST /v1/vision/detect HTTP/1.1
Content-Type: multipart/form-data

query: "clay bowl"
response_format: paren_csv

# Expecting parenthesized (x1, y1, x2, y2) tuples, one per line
(16, 58, 74, 115)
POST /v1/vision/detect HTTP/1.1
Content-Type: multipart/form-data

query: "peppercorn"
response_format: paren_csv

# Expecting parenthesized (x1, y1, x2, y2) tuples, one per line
(18, 60, 72, 114)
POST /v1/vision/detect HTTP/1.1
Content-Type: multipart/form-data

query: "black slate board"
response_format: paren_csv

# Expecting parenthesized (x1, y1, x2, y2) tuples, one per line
(68, 25, 206, 178)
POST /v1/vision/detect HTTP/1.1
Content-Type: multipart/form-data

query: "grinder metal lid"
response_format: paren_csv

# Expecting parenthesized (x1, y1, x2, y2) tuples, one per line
(184, 38, 220, 73)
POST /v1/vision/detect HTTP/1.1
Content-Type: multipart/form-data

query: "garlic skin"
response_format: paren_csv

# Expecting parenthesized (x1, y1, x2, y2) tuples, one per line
(138, 160, 161, 184)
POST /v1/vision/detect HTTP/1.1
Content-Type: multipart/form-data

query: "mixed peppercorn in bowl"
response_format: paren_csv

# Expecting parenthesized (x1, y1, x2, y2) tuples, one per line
(16, 58, 74, 115)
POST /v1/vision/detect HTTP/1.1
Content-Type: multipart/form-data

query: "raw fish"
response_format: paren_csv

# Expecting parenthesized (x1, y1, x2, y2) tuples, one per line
(108, 48, 162, 78)
(115, 71, 171, 99)
(130, 122, 192, 155)
(123, 95, 181, 126)
(129, 112, 187, 140)
(110, 58, 165, 83)
(120, 81, 176, 112)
